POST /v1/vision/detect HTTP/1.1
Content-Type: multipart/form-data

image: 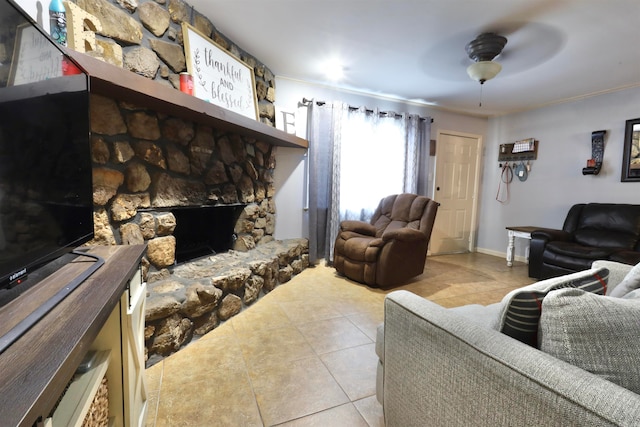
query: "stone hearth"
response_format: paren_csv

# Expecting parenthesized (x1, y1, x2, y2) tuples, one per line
(145, 238, 308, 366)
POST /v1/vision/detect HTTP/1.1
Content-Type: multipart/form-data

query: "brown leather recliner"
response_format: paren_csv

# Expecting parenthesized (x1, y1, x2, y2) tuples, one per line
(333, 193, 439, 288)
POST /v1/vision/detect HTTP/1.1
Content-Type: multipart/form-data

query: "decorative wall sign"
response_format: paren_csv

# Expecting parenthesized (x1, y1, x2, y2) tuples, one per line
(498, 138, 538, 162)
(8, 23, 62, 85)
(182, 23, 258, 121)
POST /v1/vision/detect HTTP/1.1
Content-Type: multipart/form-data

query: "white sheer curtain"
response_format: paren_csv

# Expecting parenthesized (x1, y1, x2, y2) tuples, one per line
(305, 100, 430, 264)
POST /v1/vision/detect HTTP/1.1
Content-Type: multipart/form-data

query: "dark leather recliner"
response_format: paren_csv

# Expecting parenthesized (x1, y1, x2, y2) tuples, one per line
(529, 203, 640, 279)
(333, 193, 439, 288)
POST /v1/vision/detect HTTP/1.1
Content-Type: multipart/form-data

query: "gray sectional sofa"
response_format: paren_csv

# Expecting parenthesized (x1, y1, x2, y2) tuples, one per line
(376, 261, 640, 426)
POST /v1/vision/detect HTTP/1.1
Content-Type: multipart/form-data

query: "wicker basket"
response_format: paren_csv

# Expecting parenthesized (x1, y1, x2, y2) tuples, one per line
(82, 376, 109, 427)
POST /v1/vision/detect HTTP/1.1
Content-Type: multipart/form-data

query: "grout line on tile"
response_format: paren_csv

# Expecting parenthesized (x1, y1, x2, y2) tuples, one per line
(268, 402, 366, 427)
(317, 341, 378, 403)
(232, 322, 269, 426)
(145, 360, 164, 427)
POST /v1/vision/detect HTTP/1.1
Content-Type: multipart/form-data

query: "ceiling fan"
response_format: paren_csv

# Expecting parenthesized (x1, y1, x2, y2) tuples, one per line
(465, 32, 508, 84)
(420, 0, 565, 86)
(420, 22, 562, 86)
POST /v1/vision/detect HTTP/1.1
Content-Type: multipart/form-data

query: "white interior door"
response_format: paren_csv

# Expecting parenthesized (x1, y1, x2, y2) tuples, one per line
(430, 131, 482, 255)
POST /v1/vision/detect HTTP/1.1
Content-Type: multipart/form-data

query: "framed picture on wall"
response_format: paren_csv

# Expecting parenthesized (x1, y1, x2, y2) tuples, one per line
(621, 117, 640, 182)
(182, 23, 258, 121)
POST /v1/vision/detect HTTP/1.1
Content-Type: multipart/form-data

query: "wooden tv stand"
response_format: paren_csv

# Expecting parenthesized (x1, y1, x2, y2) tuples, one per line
(0, 244, 147, 427)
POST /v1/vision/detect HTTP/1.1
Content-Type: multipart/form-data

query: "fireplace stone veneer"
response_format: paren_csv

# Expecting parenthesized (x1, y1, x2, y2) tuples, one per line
(89, 92, 278, 256)
(88, 93, 309, 364)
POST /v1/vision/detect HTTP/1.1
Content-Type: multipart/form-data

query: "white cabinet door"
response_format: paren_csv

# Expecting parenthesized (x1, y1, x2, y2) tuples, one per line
(121, 269, 148, 427)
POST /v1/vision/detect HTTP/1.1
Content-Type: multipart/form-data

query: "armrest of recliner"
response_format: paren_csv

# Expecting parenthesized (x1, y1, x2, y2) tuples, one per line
(381, 228, 427, 243)
(529, 228, 571, 279)
(531, 228, 572, 242)
(339, 220, 376, 236)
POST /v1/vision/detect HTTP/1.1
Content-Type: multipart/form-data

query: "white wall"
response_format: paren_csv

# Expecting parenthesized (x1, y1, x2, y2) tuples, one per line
(14, 0, 48, 29)
(477, 86, 640, 261)
(272, 145, 307, 239)
(272, 77, 488, 240)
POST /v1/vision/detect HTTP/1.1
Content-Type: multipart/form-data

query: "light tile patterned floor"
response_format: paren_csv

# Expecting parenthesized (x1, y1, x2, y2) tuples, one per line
(145, 252, 533, 426)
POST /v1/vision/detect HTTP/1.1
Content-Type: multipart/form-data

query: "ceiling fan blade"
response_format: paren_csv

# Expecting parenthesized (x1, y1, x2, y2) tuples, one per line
(419, 30, 482, 81)
(479, 0, 565, 36)
(495, 23, 565, 74)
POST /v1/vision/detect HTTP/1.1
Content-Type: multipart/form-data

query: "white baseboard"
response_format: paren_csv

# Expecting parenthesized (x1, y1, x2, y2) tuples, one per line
(475, 247, 529, 264)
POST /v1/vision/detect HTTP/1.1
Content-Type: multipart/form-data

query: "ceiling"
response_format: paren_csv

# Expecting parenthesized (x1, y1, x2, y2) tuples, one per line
(188, 0, 640, 117)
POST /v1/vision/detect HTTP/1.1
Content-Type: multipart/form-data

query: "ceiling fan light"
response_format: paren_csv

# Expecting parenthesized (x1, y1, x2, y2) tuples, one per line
(467, 60, 502, 84)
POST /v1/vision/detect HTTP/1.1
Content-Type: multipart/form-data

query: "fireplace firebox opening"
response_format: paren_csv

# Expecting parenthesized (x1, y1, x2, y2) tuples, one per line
(169, 204, 246, 263)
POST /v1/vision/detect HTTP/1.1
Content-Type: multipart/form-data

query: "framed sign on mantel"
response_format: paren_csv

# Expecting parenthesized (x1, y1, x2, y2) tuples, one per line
(182, 23, 258, 120)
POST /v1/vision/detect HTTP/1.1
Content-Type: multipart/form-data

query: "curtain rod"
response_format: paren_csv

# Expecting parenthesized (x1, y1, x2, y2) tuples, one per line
(301, 98, 433, 123)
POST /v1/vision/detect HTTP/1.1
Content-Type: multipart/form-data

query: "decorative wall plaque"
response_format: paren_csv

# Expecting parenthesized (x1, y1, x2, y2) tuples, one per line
(182, 23, 258, 121)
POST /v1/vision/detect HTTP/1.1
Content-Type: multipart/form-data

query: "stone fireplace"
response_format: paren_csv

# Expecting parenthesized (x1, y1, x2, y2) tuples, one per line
(51, 0, 311, 365)
(89, 92, 279, 258)
(87, 92, 309, 365)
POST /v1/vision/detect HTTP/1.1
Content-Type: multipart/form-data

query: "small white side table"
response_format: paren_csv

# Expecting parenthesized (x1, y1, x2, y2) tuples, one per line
(506, 226, 539, 266)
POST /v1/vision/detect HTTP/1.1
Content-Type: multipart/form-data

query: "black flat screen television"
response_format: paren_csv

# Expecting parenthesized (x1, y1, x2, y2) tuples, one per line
(0, 0, 94, 300)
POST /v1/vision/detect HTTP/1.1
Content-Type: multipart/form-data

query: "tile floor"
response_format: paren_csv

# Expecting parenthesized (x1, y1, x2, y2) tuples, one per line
(145, 252, 534, 426)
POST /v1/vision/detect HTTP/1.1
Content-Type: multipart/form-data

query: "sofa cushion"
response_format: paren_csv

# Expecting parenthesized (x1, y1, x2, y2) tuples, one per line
(624, 288, 640, 299)
(447, 302, 501, 329)
(542, 243, 613, 271)
(573, 203, 640, 248)
(573, 229, 638, 249)
(609, 261, 640, 298)
(539, 288, 640, 394)
(495, 267, 609, 346)
(546, 241, 617, 259)
(610, 250, 640, 266)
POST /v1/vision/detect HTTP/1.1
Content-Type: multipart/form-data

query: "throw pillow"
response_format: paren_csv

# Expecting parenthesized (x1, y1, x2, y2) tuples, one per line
(539, 288, 640, 394)
(623, 288, 640, 300)
(609, 261, 640, 298)
(495, 267, 609, 346)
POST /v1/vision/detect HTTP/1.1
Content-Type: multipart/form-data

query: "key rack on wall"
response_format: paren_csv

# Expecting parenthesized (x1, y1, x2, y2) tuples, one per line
(498, 138, 538, 162)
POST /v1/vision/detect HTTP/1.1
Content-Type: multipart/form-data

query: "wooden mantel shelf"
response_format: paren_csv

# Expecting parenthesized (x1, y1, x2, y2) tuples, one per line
(64, 48, 308, 150)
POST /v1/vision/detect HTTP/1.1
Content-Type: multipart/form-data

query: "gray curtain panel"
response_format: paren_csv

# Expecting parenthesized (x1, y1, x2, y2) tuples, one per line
(305, 99, 431, 264)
